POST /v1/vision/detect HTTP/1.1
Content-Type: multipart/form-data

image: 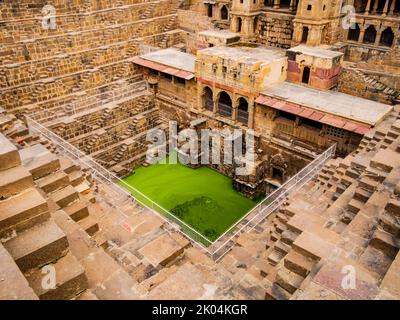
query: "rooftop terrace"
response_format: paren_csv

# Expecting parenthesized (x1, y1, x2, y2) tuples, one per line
(261, 82, 393, 126)
(198, 45, 286, 65)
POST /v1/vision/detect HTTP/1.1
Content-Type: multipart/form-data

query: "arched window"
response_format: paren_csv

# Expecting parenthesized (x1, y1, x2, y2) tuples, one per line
(363, 25, 377, 44)
(380, 27, 394, 47)
(203, 87, 214, 112)
(348, 24, 360, 41)
(237, 98, 249, 125)
(302, 66, 311, 84)
(221, 5, 228, 20)
(301, 26, 309, 43)
(218, 92, 233, 118)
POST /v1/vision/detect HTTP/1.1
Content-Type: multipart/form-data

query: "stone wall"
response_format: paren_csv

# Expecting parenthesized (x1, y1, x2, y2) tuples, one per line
(338, 67, 400, 104)
(0, 0, 185, 114)
(177, 9, 214, 33)
(258, 12, 294, 49)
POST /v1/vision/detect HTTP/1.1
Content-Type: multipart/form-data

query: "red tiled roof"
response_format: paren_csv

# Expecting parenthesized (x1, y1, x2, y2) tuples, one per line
(131, 57, 194, 80)
(256, 94, 371, 135)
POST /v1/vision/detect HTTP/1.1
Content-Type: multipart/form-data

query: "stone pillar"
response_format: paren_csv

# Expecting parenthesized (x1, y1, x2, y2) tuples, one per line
(213, 97, 218, 114)
(248, 100, 255, 129)
(343, 27, 349, 42)
(244, 17, 252, 36)
(358, 25, 366, 43)
(230, 15, 238, 32)
(392, 34, 398, 48)
(382, 0, 390, 16)
(365, 0, 372, 14)
(232, 106, 238, 122)
(273, 0, 280, 9)
(290, 0, 296, 11)
(375, 26, 383, 46)
(372, 0, 379, 14)
(390, 0, 396, 15)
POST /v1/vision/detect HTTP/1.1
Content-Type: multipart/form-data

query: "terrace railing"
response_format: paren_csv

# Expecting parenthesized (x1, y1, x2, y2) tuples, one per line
(209, 143, 336, 261)
(26, 116, 336, 261)
(26, 116, 213, 250)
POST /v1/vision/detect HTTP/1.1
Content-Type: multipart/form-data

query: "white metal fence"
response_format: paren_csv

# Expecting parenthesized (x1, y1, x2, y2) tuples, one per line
(26, 116, 336, 261)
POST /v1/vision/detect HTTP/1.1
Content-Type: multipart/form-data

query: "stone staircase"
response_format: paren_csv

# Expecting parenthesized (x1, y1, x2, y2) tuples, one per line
(214, 107, 400, 300)
(0, 132, 91, 300)
(352, 68, 400, 103)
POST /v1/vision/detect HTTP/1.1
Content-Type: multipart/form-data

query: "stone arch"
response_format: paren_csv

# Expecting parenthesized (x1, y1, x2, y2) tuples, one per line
(363, 25, 377, 44)
(202, 86, 214, 112)
(217, 91, 233, 118)
(221, 5, 228, 20)
(380, 27, 395, 47)
(237, 97, 249, 125)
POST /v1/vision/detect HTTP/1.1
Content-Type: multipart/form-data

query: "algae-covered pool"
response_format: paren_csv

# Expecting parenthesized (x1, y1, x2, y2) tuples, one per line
(119, 155, 259, 244)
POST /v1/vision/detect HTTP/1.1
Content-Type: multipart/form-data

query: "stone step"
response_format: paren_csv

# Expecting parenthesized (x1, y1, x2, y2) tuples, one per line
(20, 144, 60, 180)
(385, 199, 400, 217)
(284, 250, 314, 278)
(64, 201, 89, 222)
(25, 252, 88, 300)
(0, 188, 49, 237)
(36, 171, 70, 193)
(345, 168, 359, 179)
(359, 176, 380, 192)
(82, 192, 96, 204)
(59, 158, 79, 174)
(76, 290, 99, 300)
(370, 229, 400, 258)
(4, 220, 69, 272)
(274, 241, 291, 255)
(0, 133, 21, 171)
(292, 231, 337, 261)
(280, 229, 298, 245)
(379, 211, 400, 236)
(68, 171, 85, 187)
(370, 149, 400, 174)
(348, 198, 364, 214)
(0, 165, 33, 198)
(77, 215, 99, 236)
(50, 185, 79, 208)
(138, 233, 189, 268)
(275, 267, 304, 294)
(267, 249, 285, 266)
(74, 181, 91, 195)
(0, 243, 38, 300)
(354, 187, 372, 203)
(265, 283, 291, 300)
